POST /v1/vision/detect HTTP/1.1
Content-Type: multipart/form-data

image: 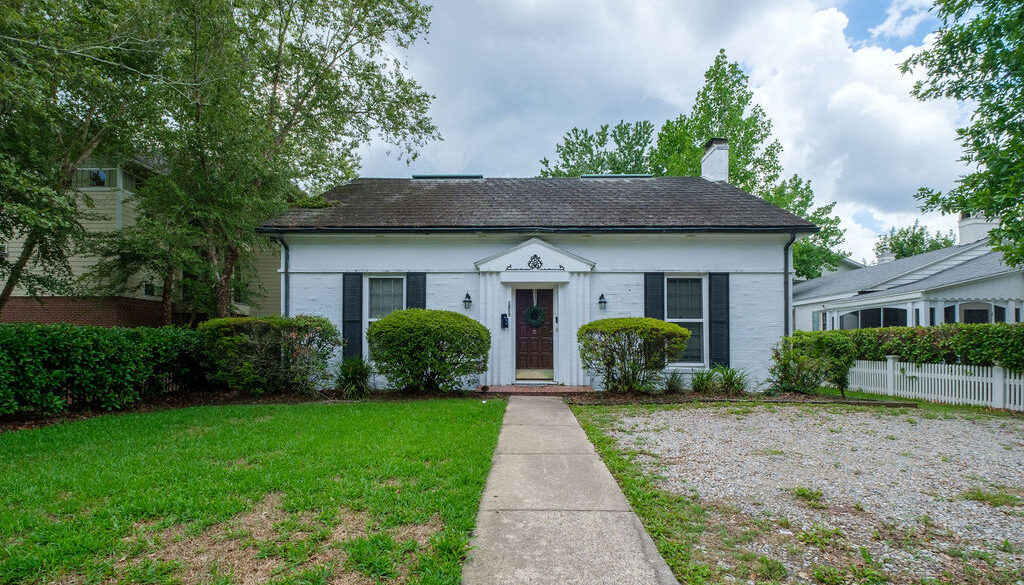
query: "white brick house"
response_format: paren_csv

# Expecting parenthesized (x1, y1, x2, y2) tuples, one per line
(258, 142, 817, 387)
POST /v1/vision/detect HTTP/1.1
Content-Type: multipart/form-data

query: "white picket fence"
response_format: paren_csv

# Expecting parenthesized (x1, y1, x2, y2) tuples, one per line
(848, 356, 1024, 412)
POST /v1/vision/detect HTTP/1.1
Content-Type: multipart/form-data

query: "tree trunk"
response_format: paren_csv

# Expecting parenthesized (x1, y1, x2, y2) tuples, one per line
(214, 246, 239, 318)
(0, 232, 39, 312)
(160, 269, 175, 326)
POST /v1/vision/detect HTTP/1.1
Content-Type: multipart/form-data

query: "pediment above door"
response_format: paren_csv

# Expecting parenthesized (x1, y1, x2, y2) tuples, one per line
(474, 237, 595, 278)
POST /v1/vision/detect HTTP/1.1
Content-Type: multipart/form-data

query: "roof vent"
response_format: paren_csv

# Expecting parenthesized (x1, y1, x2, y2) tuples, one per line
(411, 174, 483, 180)
(580, 174, 653, 179)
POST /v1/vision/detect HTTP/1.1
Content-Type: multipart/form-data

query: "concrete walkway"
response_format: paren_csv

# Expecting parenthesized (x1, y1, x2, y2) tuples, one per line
(462, 396, 678, 585)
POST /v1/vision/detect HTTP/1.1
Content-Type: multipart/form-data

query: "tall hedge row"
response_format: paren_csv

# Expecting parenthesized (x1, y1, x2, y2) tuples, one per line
(0, 324, 202, 416)
(790, 323, 1024, 387)
(0, 315, 343, 417)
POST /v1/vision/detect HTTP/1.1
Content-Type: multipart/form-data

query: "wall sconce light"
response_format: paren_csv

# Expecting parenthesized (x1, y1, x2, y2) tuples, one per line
(463, 292, 473, 309)
(598, 293, 607, 310)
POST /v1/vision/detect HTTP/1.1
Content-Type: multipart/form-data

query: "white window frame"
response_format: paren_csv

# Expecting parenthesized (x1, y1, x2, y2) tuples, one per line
(74, 167, 121, 191)
(363, 274, 405, 357)
(664, 274, 709, 367)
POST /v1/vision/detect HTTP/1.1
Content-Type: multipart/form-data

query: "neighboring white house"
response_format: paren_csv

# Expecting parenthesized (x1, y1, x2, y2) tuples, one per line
(257, 141, 817, 387)
(793, 215, 1024, 332)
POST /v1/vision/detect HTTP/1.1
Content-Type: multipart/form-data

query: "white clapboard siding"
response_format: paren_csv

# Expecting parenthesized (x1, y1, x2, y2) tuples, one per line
(848, 357, 1023, 412)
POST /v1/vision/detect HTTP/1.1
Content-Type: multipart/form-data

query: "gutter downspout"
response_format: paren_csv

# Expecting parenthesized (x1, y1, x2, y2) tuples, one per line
(270, 236, 290, 317)
(783, 233, 796, 336)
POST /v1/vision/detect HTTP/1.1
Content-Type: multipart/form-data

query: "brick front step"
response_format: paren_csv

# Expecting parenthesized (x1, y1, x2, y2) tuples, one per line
(477, 385, 597, 396)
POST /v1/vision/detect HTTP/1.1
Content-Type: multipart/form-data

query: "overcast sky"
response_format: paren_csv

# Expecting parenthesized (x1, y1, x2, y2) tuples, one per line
(357, 0, 971, 263)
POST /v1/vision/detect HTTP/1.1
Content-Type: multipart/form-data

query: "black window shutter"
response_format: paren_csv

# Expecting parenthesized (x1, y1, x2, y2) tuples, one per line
(644, 273, 664, 319)
(342, 273, 362, 358)
(406, 272, 426, 309)
(708, 273, 730, 367)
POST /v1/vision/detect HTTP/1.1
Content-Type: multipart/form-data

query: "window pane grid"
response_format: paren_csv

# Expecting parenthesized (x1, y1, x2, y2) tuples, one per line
(369, 277, 403, 319)
(665, 277, 705, 364)
(666, 278, 702, 320)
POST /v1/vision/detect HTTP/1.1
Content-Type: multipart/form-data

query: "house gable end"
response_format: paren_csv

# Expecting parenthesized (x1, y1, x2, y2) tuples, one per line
(474, 238, 596, 273)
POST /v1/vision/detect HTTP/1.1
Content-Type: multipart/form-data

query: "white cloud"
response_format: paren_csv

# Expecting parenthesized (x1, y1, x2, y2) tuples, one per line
(357, 0, 969, 260)
(870, 0, 935, 39)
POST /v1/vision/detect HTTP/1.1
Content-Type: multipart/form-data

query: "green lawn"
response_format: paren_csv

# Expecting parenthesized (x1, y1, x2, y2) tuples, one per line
(0, 399, 505, 585)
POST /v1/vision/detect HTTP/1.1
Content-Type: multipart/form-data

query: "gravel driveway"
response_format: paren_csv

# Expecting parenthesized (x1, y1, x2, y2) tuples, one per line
(608, 404, 1024, 583)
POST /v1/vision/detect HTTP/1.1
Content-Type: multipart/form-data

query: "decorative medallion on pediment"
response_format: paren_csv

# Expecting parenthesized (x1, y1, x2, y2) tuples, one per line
(505, 253, 565, 271)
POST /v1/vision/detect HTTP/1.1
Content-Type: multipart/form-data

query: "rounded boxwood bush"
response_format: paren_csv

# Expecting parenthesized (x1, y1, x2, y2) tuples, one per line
(577, 317, 690, 393)
(367, 309, 490, 392)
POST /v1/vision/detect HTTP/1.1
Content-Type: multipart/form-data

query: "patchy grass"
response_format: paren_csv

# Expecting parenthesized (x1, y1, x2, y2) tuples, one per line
(960, 487, 1023, 507)
(0, 399, 505, 585)
(575, 400, 1024, 585)
(571, 406, 715, 584)
(797, 524, 843, 550)
(792, 486, 826, 509)
(818, 387, 1023, 419)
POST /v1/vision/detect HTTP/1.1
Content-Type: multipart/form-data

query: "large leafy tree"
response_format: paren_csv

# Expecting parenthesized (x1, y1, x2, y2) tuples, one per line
(538, 50, 848, 278)
(650, 48, 782, 196)
(86, 176, 205, 324)
(0, 0, 161, 311)
(97, 0, 438, 318)
(764, 175, 847, 279)
(874, 219, 957, 260)
(539, 121, 654, 177)
(903, 1, 1024, 266)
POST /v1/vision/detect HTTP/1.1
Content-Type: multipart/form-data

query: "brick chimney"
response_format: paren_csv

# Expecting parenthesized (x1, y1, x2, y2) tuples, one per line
(701, 138, 728, 182)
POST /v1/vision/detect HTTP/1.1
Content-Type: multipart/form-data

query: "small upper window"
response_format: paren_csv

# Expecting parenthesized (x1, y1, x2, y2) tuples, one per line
(369, 277, 404, 320)
(73, 168, 118, 189)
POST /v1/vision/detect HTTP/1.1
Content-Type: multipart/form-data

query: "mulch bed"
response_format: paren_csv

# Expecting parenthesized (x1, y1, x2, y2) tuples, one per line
(565, 392, 917, 408)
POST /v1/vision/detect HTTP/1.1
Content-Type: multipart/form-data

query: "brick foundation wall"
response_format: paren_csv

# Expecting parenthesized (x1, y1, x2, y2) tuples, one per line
(0, 296, 164, 327)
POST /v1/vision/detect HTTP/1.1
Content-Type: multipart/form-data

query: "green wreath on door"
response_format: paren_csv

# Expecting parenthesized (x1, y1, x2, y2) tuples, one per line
(525, 305, 546, 327)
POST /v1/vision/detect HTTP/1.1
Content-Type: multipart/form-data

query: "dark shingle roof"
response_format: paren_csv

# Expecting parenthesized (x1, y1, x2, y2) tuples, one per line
(258, 177, 818, 233)
(792, 243, 980, 301)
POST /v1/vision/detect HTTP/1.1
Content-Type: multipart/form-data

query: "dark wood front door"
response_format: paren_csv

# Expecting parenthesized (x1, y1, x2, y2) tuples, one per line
(515, 289, 554, 377)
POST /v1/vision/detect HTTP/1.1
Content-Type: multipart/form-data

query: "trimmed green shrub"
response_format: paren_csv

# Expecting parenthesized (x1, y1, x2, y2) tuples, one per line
(0, 323, 202, 415)
(790, 330, 856, 391)
(336, 356, 373, 399)
(366, 309, 490, 392)
(577, 317, 690, 393)
(767, 340, 825, 395)
(198, 315, 340, 396)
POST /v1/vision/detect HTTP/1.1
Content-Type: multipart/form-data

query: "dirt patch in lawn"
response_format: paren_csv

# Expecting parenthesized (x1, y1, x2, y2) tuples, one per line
(608, 404, 1024, 584)
(99, 493, 446, 585)
(107, 493, 384, 585)
(392, 515, 443, 547)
